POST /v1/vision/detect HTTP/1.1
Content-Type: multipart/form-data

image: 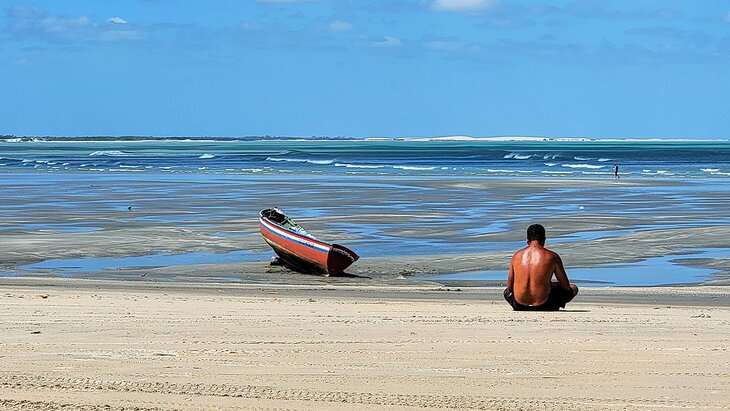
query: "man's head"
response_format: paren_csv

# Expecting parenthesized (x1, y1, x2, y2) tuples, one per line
(526, 224, 546, 245)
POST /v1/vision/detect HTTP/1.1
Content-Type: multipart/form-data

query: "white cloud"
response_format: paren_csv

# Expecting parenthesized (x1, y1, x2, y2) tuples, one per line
(6, 7, 144, 43)
(371, 36, 402, 48)
(424, 40, 480, 53)
(330, 21, 353, 32)
(40, 16, 90, 33)
(431, 0, 498, 14)
(107, 17, 128, 25)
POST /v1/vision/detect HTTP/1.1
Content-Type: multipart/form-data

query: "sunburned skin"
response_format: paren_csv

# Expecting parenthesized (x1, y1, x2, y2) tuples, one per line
(507, 240, 577, 306)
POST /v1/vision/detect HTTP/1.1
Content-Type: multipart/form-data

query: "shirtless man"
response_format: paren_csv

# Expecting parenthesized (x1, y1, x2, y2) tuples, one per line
(504, 224, 578, 311)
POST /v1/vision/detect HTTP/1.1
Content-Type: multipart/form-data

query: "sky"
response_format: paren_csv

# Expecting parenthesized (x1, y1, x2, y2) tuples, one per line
(1, 0, 729, 139)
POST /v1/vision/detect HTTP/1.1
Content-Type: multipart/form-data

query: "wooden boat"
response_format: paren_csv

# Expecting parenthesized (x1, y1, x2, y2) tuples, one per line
(259, 208, 359, 275)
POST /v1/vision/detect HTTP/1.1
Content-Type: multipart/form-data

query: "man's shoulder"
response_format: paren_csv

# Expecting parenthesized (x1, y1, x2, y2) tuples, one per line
(512, 247, 527, 258)
(543, 248, 562, 260)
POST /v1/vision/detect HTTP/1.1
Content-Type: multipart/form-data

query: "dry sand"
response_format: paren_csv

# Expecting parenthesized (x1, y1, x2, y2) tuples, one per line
(1, 278, 729, 410)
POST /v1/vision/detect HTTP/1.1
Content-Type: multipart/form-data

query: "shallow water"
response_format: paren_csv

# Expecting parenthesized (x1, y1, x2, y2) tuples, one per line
(0, 224, 103, 233)
(20, 250, 269, 276)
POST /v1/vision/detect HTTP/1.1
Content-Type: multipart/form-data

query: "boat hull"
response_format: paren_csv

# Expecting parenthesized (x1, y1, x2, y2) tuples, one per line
(259, 213, 358, 275)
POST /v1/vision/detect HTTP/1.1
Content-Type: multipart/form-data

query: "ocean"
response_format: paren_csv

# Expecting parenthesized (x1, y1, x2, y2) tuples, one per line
(2, 136, 730, 178)
(2, 137, 730, 286)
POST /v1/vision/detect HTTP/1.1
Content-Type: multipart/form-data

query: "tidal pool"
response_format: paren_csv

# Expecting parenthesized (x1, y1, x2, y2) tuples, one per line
(20, 250, 269, 275)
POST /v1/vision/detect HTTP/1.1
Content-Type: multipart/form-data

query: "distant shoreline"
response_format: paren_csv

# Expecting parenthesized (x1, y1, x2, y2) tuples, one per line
(3, 135, 730, 143)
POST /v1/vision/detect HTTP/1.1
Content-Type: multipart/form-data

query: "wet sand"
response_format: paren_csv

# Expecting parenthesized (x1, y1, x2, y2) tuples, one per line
(2, 174, 730, 285)
(1, 278, 729, 410)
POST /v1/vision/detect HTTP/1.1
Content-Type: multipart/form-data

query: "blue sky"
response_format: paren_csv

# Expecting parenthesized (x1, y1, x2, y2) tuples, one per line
(2, 0, 729, 138)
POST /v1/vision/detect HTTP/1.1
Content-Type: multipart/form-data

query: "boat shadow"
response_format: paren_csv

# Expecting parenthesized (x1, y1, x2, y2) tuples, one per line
(330, 272, 371, 279)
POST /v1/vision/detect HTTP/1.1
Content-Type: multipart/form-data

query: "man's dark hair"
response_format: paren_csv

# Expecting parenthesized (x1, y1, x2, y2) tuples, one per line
(526, 224, 546, 244)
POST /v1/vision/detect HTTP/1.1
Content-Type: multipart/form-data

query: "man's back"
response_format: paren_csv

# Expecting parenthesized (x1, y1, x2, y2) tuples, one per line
(509, 245, 562, 306)
(504, 223, 578, 311)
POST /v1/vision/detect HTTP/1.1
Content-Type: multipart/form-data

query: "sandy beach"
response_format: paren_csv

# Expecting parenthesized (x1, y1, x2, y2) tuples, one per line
(1, 278, 729, 410)
(1, 169, 729, 410)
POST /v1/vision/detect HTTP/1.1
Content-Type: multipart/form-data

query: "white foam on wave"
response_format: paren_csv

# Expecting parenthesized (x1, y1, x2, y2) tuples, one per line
(574, 156, 591, 161)
(198, 153, 216, 159)
(393, 165, 436, 171)
(543, 154, 559, 160)
(598, 158, 612, 162)
(89, 150, 130, 157)
(541, 170, 574, 174)
(503, 153, 533, 160)
(108, 168, 144, 172)
(700, 168, 730, 176)
(266, 157, 335, 165)
(487, 169, 514, 173)
(562, 164, 604, 169)
(544, 163, 557, 167)
(641, 170, 674, 175)
(335, 163, 384, 169)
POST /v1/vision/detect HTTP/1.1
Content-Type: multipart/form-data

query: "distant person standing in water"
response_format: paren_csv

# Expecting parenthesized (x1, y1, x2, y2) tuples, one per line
(503, 224, 578, 311)
(614, 163, 619, 179)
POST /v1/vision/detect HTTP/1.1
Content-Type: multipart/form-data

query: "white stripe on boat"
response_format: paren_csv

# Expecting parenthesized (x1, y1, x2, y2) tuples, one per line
(259, 218, 331, 253)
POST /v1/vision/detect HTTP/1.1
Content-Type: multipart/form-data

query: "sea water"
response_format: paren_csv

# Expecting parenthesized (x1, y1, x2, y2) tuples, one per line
(2, 136, 730, 178)
(2, 136, 730, 285)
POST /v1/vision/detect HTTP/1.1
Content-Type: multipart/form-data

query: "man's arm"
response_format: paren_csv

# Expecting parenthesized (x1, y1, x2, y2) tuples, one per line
(552, 253, 571, 290)
(507, 256, 515, 291)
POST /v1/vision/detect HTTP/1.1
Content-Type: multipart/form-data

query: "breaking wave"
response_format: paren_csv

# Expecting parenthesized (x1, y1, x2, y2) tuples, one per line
(503, 153, 533, 160)
(266, 157, 335, 165)
(393, 165, 436, 171)
(335, 163, 384, 169)
(562, 164, 605, 169)
(89, 150, 130, 157)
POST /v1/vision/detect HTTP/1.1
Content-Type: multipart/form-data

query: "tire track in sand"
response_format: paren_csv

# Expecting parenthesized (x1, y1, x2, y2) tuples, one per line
(1, 374, 724, 410)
